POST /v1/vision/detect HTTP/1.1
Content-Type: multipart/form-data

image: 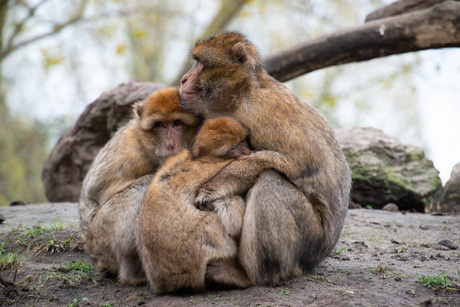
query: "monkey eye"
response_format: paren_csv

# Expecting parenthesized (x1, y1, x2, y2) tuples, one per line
(172, 120, 183, 127)
(194, 61, 205, 70)
(153, 122, 165, 128)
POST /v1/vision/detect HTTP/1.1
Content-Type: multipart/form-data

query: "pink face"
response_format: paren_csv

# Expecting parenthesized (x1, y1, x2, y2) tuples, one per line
(227, 139, 253, 160)
(154, 120, 187, 157)
(180, 62, 203, 102)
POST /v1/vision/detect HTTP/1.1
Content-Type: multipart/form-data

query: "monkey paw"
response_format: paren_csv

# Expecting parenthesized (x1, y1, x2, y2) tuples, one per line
(194, 189, 218, 211)
(196, 201, 215, 211)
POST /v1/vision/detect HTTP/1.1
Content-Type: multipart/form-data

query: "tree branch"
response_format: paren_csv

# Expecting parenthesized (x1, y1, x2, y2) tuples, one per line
(264, 1, 460, 82)
(365, 0, 448, 22)
(0, 0, 88, 62)
(1, 0, 49, 59)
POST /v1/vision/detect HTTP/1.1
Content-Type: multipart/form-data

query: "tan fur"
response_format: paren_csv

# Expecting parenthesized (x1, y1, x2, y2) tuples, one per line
(136, 117, 253, 294)
(180, 32, 351, 285)
(79, 88, 201, 284)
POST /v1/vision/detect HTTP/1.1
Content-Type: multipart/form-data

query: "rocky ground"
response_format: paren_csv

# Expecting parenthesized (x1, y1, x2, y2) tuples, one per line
(0, 203, 459, 306)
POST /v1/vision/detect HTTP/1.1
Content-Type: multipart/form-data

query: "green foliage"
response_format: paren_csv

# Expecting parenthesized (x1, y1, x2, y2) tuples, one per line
(416, 271, 460, 291)
(0, 251, 19, 270)
(0, 99, 49, 206)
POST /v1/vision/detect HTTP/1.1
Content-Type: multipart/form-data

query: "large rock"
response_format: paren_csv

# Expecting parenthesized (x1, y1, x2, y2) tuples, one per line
(437, 163, 460, 212)
(337, 127, 442, 212)
(41, 81, 165, 202)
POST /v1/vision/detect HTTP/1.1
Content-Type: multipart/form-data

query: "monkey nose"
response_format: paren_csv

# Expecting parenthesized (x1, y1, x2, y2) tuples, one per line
(180, 76, 187, 85)
(166, 144, 179, 154)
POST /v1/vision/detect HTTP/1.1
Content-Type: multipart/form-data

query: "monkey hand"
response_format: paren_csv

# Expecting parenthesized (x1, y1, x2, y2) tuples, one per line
(194, 187, 219, 211)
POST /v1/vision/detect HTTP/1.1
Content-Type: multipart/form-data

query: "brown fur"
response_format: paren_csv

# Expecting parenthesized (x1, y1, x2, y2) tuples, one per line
(79, 88, 202, 284)
(180, 32, 351, 285)
(136, 117, 253, 294)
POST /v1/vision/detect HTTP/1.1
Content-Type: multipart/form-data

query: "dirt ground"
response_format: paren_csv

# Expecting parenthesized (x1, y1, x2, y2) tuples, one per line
(0, 203, 459, 307)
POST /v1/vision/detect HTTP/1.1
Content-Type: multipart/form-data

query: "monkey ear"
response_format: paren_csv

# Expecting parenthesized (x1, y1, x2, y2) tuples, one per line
(232, 42, 257, 70)
(134, 102, 144, 120)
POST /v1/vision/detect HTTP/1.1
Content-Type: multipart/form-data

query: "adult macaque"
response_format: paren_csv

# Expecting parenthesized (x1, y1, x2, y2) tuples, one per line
(136, 117, 253, 294)
(79, 88, 202, 284)
(180, 32, 351, 285)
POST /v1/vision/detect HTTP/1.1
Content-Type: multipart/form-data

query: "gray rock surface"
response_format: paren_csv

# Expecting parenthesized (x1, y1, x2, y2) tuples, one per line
(337, 127, 442, 212)
(437, 163, 460, 212)
(41, 81, 165, 202)
(0, 202, 78, 233)
(382, 203, 399, 212)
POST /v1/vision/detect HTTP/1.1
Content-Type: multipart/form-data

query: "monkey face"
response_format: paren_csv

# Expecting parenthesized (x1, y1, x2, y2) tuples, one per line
(191, 117, 252, 159)
(179, 32, 262, 118)
(135, 88, 202, 159)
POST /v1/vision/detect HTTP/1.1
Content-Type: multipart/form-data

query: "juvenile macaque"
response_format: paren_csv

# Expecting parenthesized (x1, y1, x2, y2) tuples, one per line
(136, 117, 253, 294)
(180, 32, 351, 285)
(79, 88, 202, 284)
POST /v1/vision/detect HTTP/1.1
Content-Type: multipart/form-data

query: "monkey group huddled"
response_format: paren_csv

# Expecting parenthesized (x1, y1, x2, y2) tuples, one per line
(79, 32, 350, 293)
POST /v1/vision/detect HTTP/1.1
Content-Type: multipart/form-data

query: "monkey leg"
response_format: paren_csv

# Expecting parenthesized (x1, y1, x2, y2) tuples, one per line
(239, 170, 328, 285)
(115, 192, 147, 285)
(84, 175, 152, 285)
(205, 258, 254, 289)
(212, 195, 246, 238)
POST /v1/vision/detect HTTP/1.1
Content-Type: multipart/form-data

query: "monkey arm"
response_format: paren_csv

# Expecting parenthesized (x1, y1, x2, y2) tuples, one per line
(194, 150, 288, 208)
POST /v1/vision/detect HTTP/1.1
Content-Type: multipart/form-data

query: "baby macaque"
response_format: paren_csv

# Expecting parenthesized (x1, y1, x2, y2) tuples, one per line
(136, 117, 253, 293)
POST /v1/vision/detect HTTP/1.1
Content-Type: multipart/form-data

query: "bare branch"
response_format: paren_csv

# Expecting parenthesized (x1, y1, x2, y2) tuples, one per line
(2, 0, 49, 58)
(0, 1, 9, 53)
(264, 1, 460, 82)
(0, 0, 89, 62)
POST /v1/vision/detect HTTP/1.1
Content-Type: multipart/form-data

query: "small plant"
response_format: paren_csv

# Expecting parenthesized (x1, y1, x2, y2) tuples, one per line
(98, 289, 111, 306)
(334, 247, 346, 254)
(304, 274, 326, 283)
(23, 225, 44, 239)
(43, 220, 65, 231)
(397, 246, 407, 253)
(136, 285, 152, 300)
(67, 297, 89, 307)
(17, 221, 65, 239)
(7, 224, 25, 233)
(58, 260, 96, 284)
(416, 271, 460, 290)
(43, 234, 72, 253)
(0, 251, 19, 270)
(278, 288, 291, 295)
(369, 262, 392, 279)
(62, 260, 94, 274)
(67, 298, 79, 307)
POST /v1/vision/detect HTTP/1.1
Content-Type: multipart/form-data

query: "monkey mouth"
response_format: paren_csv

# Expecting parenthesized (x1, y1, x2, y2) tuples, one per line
(179, 89, 200, 97)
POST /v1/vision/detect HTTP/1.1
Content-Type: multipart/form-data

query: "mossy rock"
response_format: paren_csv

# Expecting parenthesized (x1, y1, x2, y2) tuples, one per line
(337, 127, 442, 212)
(437, 163, 460, 212)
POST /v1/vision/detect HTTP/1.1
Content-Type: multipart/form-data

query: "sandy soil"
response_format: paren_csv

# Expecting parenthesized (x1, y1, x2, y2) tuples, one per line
(0, 203, 459, 306)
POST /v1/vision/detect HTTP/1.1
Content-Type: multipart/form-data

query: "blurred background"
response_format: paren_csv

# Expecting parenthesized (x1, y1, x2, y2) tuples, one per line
(1, 0, 459, 206)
